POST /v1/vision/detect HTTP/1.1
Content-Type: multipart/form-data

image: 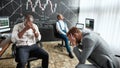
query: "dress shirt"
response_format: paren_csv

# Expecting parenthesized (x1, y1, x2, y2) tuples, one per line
(11, 22, 41, 46)
(56, 20, 68, 35)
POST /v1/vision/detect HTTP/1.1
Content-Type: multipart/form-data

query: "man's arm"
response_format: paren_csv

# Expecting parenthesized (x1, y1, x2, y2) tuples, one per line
(11, 24, 27, 43)
(56, 22, 66, 35)
(18, 27, 28, 38)
(31, 24, 41, 41)
(65, 23, 69, 32)
(73, 38, 96, 64)
(31, 26, 39, 38)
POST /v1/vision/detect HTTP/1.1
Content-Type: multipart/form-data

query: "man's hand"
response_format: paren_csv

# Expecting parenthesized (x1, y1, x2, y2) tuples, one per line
(31, 26, 39, 38)
(31, 26, 36, 33)
(24, 21, 33, 30)
(68, 34, 77, 47)
(28, 23, 39, 38)
(18, 21, 33, 38)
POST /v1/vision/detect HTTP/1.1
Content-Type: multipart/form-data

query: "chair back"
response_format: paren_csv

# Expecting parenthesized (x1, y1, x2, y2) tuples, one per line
(53, 23, 61, 38)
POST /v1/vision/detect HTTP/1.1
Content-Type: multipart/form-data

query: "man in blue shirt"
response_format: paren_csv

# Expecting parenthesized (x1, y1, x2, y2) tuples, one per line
(56, 14, 74, 58)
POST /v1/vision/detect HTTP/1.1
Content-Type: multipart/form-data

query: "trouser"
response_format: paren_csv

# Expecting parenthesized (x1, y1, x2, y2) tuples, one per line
(59, 34, 72, 54)
(73, 46, 120, 68)
(73, 46, 100, 68)
(15, 44, 49, 68)
(113, 56, 120, 68)
(76, 64, 99, 68)
(76, 57, 120, 68)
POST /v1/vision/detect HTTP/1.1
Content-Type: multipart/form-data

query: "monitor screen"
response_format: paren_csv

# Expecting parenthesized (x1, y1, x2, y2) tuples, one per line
(85, 18, 94, 30)
(0, 17, 9, 29)
(75, 23, 84, 30)
(0, 17, 10, 33)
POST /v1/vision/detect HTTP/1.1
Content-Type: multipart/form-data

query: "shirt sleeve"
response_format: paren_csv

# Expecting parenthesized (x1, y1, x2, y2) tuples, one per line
(65, 23, 69, 32)
(56, 22, 66, 35)
(73, 37, 96, 64)
(33, 24, 41, 41)
(11, 24, 24, 43)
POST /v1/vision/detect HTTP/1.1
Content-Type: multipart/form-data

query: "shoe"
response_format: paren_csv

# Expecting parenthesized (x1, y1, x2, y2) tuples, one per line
(69, 53, 74, 58)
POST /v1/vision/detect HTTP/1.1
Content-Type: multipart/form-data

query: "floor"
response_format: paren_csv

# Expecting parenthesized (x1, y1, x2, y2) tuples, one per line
(0, 41, 80, 68)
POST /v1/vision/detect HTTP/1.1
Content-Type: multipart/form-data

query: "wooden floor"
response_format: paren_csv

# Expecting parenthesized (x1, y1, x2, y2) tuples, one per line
(0, 41, 79, 68)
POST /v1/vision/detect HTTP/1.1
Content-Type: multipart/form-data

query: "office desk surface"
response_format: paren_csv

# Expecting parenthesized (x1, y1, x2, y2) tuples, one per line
(0, 37, 11, 57)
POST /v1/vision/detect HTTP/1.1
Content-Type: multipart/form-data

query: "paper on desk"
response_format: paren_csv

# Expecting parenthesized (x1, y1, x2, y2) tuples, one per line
(0, 47, 2, 51)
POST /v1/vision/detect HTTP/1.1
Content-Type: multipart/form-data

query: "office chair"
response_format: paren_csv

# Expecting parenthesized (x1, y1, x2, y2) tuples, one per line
(53, 23, 64, 51)
(11, 41, 42, 68)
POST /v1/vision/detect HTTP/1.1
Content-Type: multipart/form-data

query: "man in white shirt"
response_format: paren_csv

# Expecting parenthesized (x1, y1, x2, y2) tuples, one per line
(11, 14, 49, 68)
(56, 14, 74, 58)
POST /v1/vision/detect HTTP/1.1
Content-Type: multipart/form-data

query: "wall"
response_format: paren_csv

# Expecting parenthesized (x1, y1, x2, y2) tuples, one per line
(0, 0, 79, 41)
(79, 0, 120, 53)
(0, 0, 79, 28)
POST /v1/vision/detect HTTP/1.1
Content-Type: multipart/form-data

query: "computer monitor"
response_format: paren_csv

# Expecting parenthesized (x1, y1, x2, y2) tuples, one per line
(0, 17, 10, 33)
(85, 18, 94, 30)
(75, 23, 84, 30)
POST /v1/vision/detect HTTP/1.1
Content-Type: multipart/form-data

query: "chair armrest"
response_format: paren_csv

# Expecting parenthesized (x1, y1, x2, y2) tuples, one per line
(11, 43, 16, 57)
(36, 41, 43, 48)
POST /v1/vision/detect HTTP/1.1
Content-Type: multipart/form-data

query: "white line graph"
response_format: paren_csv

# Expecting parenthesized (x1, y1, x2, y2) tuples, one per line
(26, 0, 57, 13)
(0, 0, 14, 11)
(0, 0, 79, 26)
(0, 0, 57, 17)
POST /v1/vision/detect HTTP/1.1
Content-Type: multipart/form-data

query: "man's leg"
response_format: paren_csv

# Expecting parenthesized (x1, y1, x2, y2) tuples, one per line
(16, 46, 29, 68)
(16, 62, 26, 68)
(59, 34, 74, 58)
(30, 45, 49, 68)
(76, 64, 99, 68)
(73, 46, 81, 62)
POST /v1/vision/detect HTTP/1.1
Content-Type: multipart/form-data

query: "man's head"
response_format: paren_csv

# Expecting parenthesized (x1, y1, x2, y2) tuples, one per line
(67, 27, 82, 44)
(57, 14, 64, 20)
(24, 14, 34, 26)
(24, 14, 34, 23)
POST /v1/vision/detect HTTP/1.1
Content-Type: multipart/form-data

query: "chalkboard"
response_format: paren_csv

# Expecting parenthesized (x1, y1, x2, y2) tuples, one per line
(0, 0, 79, 28)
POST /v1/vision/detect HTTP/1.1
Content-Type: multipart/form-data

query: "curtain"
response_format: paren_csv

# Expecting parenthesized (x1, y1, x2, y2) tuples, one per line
(79, 0, 120, 53)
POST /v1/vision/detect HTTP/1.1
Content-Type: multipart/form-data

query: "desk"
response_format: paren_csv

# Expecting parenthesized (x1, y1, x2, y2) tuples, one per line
(0, 37, 11, 57)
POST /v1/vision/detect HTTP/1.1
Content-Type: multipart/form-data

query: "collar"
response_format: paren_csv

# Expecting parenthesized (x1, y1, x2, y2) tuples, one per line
(58, 20, 63, 22)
